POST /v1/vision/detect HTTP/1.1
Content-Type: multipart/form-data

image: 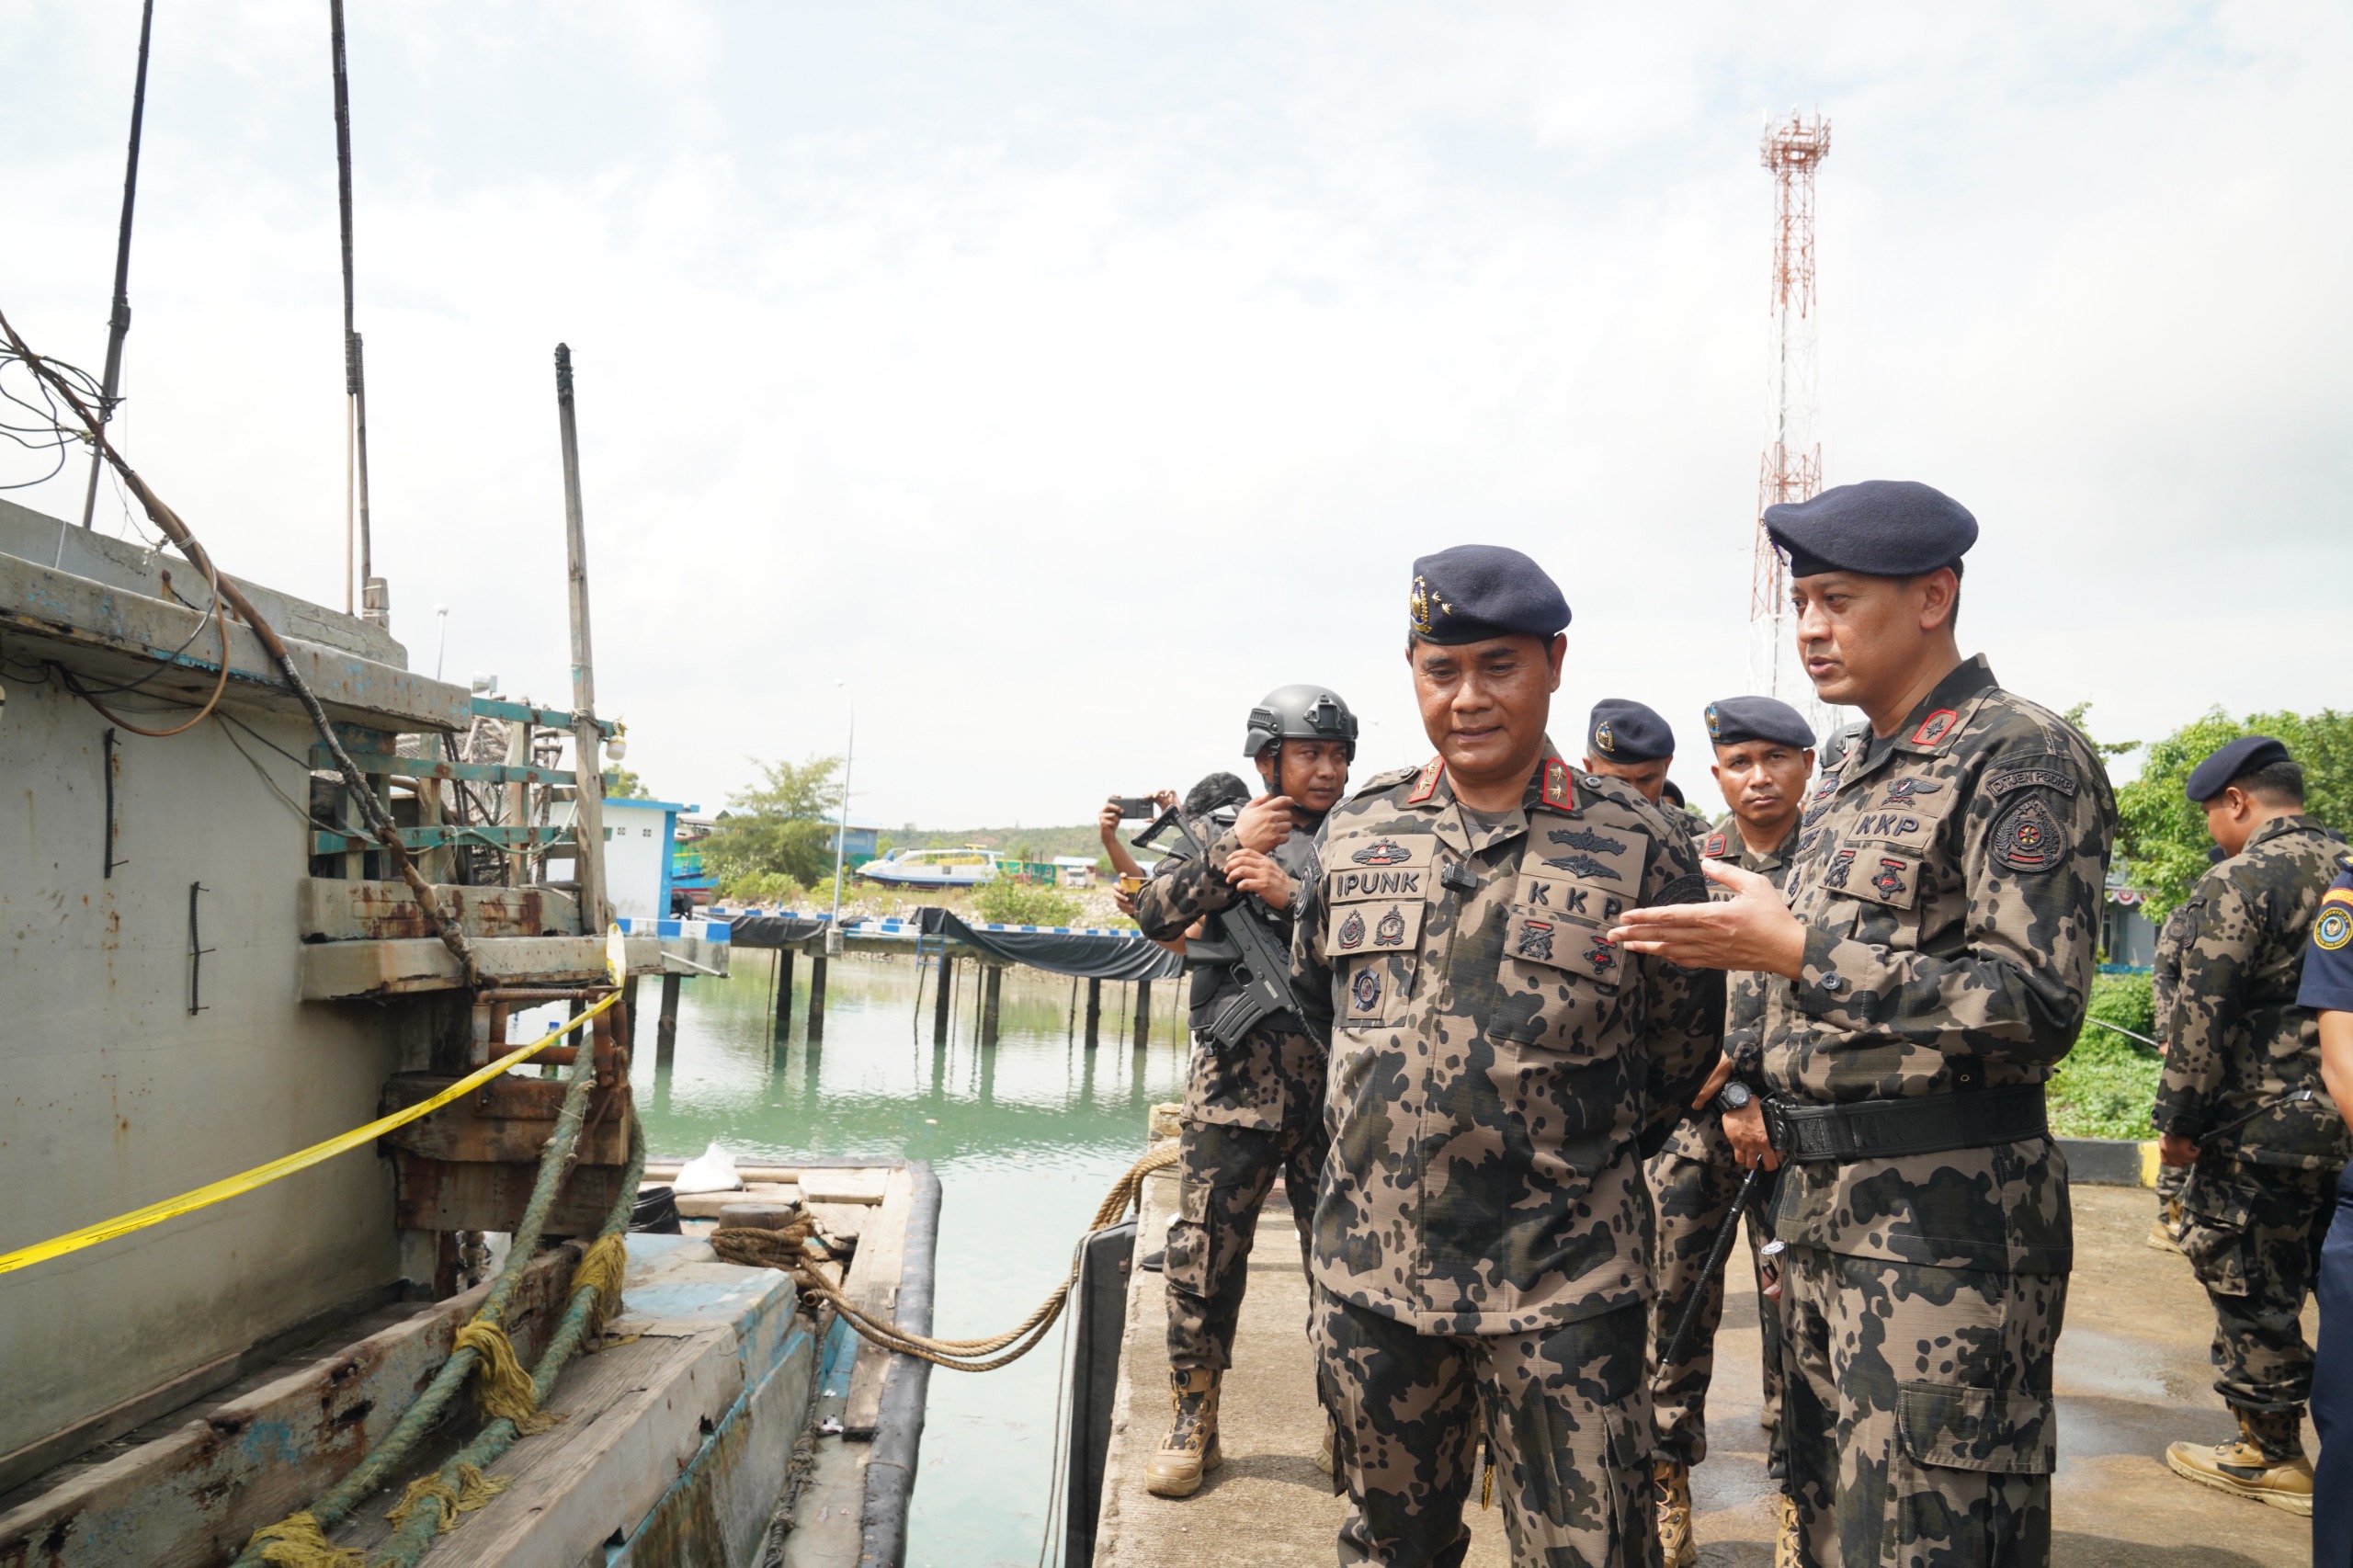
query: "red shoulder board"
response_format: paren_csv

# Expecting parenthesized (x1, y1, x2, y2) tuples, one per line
(1911, 709, 1960, 747)
(1406, 756, 1445, 804)
(1704, 831, 1729, 858)
(1538, 756, 1575, 811)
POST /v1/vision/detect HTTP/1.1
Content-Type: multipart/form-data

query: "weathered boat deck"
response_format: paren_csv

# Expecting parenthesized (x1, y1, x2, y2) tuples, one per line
(1091, 1171, 2312, 1567)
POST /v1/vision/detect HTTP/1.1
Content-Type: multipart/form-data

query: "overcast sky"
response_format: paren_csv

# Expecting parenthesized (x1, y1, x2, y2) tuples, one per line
(6, 2, 2347, 827)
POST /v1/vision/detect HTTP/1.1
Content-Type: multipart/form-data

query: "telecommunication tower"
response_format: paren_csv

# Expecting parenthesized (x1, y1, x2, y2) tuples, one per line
(1749, 110, 1831, 720)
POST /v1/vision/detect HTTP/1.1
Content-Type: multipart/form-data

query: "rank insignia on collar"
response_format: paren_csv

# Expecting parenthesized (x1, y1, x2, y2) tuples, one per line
(1407, 756, 1445, 804)
(1539, 757, 1575, 811)
(1910, 709, 1961, 747)
(1704, 831, 1729, 858)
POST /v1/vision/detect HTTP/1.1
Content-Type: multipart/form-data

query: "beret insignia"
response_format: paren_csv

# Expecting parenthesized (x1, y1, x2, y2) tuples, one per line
(1704, 703, 1721, 739)
(2317, 908, 2353, 951)
(1408, 574, 1452, 637)
(1992, 795, 2065, 873)
(1595, 720, 1616, 755)
(1910, 709, 1960, 747)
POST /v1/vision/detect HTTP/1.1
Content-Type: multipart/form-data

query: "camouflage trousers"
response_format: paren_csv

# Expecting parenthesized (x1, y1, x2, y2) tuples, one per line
(1313, 1287, 1656, 1568)
(2176, 1153, 2340, 1416)
(1165, 1115, 1326, 1369)
(1644, 1121, 1784, 1471)
(1779, 1244, 2062, 1568)
(2154, 1158, 2188, 1229)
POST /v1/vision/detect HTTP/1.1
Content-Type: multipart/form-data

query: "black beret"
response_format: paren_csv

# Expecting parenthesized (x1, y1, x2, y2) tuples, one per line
(1764, 480, 1979, 579)
(1702, 695, 1815, 751)
(1409, 545, 1571, 645)
(1660, 778, 1687, 808)
(1588, 699, 1673, 762)
(2186, 735, 2290, 802)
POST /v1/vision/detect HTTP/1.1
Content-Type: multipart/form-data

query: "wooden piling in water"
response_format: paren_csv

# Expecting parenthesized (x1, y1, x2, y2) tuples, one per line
(982, 963, 1003, 1048)
(655, 972, 682, 1063)
(933, 955, 954, 1045)
(1085, 976, 1102, 1049)
(1132, 978, 1152, 1049)
(807, 954, 829, 1043)
(774, 949, 796, 1033)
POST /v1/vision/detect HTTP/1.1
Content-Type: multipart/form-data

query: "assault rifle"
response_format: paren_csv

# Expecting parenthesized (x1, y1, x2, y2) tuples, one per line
(1132, 804, 1327, 1054)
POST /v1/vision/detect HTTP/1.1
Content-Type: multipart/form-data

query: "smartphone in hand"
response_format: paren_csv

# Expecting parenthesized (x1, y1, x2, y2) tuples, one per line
(1111, 797, 1159, 820)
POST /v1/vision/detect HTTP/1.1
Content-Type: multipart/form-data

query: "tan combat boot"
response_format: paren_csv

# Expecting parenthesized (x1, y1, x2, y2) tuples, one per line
(2164, 1407, 2313, 1515)
(1142, 1368, 1222, 1498)
(1654, 1459, 1696, 1568)
(1772, 1491, 1802, 1568)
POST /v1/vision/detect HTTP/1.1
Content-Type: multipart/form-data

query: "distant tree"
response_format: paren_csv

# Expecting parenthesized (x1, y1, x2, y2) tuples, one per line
(2118, 708, 2353, 922)
(604, 767, 652, 801)
(694, 755, 845, 890)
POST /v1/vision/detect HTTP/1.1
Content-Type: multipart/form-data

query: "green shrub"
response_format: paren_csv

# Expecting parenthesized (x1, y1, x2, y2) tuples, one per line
(720, 869, 810, 906)
(2085, 972, 2156, 1051)
(2048, 1026, 2163, 1140)
(972, 879, 1083, 927)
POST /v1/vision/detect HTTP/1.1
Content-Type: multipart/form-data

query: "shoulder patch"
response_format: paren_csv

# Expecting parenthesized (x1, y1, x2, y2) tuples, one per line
(1703, 831, 1729, 859)
(1405, 756, 1445, 805)
(2316, 907, 2353, 951)
(1653, 872, 1710, 907)
(1910, 709, 1961, 747)
(1990, 794, 2066, 873)
(1986, 759, 2079, 798)
(1539, 756, 1574, 811)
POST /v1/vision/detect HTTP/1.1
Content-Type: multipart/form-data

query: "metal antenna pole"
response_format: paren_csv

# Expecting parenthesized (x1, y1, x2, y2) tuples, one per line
(828, 683, 853, 950)
(554, 345, 608, 930)
(78, 0, 157, 531)
(330, 0, 380, 621)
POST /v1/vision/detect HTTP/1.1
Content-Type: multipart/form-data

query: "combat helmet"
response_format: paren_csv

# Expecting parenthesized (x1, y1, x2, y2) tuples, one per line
(1243, 685, 1358, 768)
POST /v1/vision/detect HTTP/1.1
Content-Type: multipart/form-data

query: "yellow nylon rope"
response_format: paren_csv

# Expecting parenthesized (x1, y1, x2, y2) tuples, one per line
(0, 989, 621, 1277)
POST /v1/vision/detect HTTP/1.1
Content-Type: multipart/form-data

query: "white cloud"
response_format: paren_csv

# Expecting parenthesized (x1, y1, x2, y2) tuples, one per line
(5, 1, 2345, 822)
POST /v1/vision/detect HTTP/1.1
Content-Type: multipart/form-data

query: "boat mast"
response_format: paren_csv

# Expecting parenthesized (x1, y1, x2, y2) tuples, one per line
(330, 0, 380, 620)
(77, 0, 156, 531)
(553, 345, 609, 930)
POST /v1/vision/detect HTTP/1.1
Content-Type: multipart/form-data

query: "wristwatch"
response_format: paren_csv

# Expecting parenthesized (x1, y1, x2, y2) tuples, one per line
(1714, 1080, 1754, 1115)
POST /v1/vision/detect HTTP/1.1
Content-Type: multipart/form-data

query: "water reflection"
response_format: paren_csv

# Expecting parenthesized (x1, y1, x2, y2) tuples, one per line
(628, 953, 1188, 1568)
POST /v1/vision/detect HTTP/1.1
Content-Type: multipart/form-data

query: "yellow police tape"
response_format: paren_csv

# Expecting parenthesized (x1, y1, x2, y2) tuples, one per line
(0, 982, 626, 1278)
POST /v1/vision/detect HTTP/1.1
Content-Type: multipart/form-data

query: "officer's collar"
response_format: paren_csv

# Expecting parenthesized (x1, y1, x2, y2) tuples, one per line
(1836, 654, 1997, 785)
(2245, 812, 2337, 853)
(1407, 738, 1570, 858)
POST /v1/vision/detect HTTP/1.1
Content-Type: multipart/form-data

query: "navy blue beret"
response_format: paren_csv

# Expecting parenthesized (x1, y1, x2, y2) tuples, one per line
(1409, 545, 1571, 644)
(1764, 480, 1979, 579)
(1702, 695, 1815, 751)
(2186, 735, 2290, 802)
(1588, 699, 1673, 762)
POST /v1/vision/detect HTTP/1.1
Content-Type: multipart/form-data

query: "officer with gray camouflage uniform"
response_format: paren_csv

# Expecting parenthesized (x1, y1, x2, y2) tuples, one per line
(2146, 869, 2216, 1255)
(1615, 481, 2116, 1568)
(1131, 686, 1358, 1499)
(1647, 695, 1816, 1567)
(2154, 733, 2349, 1514)
(1294, 544, 1721, 1567)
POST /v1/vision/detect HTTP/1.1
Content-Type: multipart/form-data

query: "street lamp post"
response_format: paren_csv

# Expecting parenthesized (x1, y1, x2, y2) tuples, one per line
(827, 681, 853, 954)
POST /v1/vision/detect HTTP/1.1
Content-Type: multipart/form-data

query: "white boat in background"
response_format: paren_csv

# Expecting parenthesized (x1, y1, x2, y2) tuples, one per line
(857, 846, 1005, 889)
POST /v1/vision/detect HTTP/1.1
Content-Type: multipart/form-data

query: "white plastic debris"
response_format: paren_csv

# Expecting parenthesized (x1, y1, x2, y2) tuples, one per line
(672, 1141, 744, 1195)
(820, 1415, 844, 1435)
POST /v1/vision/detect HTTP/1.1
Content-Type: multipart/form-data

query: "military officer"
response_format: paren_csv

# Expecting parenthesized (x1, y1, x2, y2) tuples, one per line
(2146, 855, 2222, 1255)
(1613, 480, 2116, 1568)
(1296, 545, 1721, 1566)
(2297, 850, 2353, 1563)
(2154, 735, 2349, 1513)
(1131, 686, 1358, 1498)
(1647, 695, 1815, 1567)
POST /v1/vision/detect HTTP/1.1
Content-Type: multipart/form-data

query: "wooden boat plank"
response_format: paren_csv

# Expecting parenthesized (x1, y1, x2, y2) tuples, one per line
(842, 1167, 916, 1440)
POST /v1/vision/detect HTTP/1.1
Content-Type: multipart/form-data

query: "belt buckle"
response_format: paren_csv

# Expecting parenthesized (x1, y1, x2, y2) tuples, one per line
(1761, 1097, 1790, 1155)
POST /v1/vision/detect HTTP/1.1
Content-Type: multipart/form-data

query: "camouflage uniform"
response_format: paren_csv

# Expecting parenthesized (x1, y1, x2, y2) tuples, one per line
(2150, 902, 2198, 1222)
(1134, 817, 1329, 1371)
(1756, 657, 2115, 1568)
(1646, 814, 1794, 1473)
(1295, 747, 1721, 1565)
(2152, 812, 2350, 1445)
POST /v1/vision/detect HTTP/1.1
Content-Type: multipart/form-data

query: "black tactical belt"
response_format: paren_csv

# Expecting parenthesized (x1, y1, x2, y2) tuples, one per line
(1764, 1084, 2048, 1164)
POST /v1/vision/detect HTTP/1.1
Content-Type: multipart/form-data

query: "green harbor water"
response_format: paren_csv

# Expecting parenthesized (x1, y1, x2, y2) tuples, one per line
(626, 952, 1188, 1568)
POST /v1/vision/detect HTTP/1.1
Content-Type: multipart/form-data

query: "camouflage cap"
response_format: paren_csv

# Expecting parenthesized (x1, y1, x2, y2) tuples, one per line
(1407, 544, 1571, 644)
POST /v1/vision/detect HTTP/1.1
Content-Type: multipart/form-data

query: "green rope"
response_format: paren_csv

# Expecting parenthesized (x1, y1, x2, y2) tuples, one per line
(367, 1120, 648, 1568)
(232, 1001, 616, 1568)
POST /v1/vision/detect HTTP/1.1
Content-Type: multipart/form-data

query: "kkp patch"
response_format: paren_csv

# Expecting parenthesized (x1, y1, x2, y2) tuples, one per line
(1992, 794, 2066, 873)
(2316, 908, 2353, 952)
(1910, 709, 1961, 747)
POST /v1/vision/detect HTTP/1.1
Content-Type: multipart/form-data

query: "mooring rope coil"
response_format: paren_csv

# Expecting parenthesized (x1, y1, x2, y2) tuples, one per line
(711, 1142, 1176, 1373)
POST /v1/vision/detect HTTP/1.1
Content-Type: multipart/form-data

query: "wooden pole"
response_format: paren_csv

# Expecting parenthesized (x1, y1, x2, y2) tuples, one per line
(933, 953, 954, 1045)
(1085, 976, 1102, 1049)
(79, 0, 155, 531)
(775, 948, 796, 1033)
(982, 963, 1002, 1048)
(1131, 977, 1152, 1050)
(622, 975, 641, 1054)
(553, 345, 608, 929)
(655, 972, 682, 1064)
(807, 953, 829, 1043)
(503, 716, 530, 886)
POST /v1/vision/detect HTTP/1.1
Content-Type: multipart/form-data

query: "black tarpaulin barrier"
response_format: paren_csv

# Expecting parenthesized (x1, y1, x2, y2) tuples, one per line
(721, 915, 828, 948)
(916, 907, 1182, 982)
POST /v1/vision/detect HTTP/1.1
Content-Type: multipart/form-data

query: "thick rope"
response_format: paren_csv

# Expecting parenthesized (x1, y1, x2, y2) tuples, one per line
(244, 1513, 363, 1568)
(452, 1323, 560, 1434)
(711, 1142, 1176, 1372)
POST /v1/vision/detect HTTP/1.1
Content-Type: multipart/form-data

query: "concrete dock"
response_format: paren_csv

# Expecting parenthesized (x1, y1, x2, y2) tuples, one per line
(1091, 1169, 2313, 1567)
